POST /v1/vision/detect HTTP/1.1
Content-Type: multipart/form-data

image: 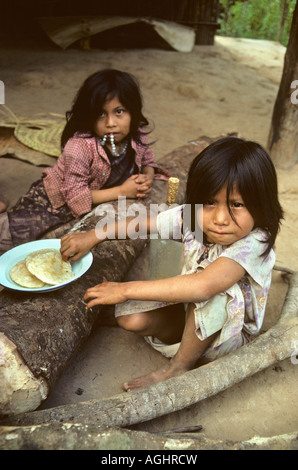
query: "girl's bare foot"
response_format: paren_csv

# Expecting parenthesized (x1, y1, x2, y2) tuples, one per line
(122, 362, 189, 391)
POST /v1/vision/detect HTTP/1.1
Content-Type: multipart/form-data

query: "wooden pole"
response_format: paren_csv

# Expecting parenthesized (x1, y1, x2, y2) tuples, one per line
(267, 0, 298, 169)
(1, 423, 297, 450)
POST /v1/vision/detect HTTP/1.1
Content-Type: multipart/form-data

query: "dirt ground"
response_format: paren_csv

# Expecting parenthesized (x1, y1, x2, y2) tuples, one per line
(0, 34, 297, 444)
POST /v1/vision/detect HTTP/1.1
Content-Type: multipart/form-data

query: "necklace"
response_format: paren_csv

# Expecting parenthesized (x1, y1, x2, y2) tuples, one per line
(100, 133, 128, 157)
(199, 244, 212, 263)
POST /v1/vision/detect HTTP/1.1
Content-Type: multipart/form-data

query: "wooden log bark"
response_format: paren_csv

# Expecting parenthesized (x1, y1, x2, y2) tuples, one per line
(1, 423, 297, 450)
(267, 1, 298, 169)
(2, 271, 297, 429)
(0, 136, 211, 416)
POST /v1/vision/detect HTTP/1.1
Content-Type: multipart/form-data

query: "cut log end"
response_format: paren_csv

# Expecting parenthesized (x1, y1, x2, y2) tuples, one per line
(0, 333, 49, 417)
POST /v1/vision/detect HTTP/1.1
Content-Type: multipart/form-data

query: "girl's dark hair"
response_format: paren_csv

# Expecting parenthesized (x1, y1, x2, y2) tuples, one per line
(185, 137, 284, 257)
(61, 69, 150, 148)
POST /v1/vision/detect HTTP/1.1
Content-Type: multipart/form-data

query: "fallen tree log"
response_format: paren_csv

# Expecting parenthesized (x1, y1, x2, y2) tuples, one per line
(0, 136, 211, 416)
(2, 271, 297, 429)
(1, 423, 297, 450)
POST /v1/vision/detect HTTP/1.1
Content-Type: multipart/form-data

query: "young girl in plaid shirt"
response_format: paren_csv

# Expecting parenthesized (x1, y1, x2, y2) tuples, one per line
(0, 69, 168, 251)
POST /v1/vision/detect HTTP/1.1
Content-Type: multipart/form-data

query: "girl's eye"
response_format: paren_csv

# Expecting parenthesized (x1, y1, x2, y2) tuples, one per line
(204, 200, 215, 206)
(116, 108, 125, 115)
(231, 202, 244, 208)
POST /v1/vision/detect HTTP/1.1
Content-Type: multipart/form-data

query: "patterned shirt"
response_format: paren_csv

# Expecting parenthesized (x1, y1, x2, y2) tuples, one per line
(42, 131, 169, 218)
(156, 204, 275, 347)
(102, 144, 137, 189)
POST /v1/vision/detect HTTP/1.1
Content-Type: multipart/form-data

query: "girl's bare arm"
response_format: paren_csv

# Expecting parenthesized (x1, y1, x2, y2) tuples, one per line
(141, 166, 155, 181)
(61, 214, 156, 261)
(84, 257, 246, 309)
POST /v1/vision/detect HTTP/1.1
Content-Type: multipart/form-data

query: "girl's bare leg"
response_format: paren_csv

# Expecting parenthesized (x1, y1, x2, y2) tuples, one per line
(121, 303, 216, 391)
(117, 303, 185, 345)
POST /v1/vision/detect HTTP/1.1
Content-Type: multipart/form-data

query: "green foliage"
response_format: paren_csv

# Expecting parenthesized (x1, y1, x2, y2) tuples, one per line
(218, 0, 296, 46)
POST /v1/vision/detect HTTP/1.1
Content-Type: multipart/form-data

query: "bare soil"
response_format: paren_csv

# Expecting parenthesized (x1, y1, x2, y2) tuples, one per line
(0, 35, 297, 442)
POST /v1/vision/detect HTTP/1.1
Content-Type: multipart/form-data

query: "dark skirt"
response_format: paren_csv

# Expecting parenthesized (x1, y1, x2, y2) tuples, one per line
(7, 179, 75, 246)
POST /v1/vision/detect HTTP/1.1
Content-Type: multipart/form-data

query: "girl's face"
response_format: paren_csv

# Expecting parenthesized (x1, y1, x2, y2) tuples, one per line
(201, 184, 255, 246)
(94, 95, 131, 144)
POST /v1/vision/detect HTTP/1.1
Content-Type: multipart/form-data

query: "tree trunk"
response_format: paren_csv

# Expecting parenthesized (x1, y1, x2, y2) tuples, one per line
(267, 0, 298, 169)
(0, 136, 212, 416)
(277, 0, 290, 43)
(1, 423, 297, 450)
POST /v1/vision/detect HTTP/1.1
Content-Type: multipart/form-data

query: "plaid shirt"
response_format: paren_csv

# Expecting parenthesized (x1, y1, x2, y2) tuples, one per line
(42, 132, 169, 218)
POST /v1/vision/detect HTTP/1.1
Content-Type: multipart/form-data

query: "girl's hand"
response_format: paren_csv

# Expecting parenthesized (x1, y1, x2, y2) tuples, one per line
(120, 174, 153, 199)
(84, 282, 127, 309)
(60, 230, 98, 261)
(135, 174, 153, 198)
(120, 175, 142, 198)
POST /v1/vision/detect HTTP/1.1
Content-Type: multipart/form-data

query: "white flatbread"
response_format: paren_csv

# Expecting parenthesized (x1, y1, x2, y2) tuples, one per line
(25, 248, 57, 265)
(26, 248, 74, 286)
(10, 260, 46, 288)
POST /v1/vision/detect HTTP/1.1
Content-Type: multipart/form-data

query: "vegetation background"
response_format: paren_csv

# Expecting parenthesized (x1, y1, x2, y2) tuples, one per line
(218, 0, 296, 45)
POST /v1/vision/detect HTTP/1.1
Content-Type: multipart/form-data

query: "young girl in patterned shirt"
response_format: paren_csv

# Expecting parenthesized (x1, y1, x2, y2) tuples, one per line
(0, 69, 168, 251)
(61, 137, 283, 391)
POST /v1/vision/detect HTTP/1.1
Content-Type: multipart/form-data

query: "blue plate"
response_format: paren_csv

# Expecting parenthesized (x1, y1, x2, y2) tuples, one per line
(0, 239, 93, 292)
